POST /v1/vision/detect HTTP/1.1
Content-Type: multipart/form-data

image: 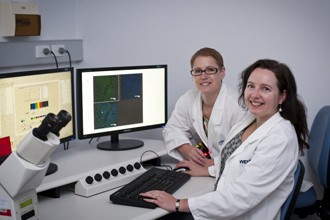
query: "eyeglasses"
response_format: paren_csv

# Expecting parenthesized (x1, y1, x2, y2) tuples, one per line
(190, 67, 219, 76)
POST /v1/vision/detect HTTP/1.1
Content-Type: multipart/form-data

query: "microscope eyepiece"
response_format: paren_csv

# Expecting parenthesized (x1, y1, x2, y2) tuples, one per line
(32, 110, 72, 141)
(33, 113, 60, 141)
(51, 110, 72, 136)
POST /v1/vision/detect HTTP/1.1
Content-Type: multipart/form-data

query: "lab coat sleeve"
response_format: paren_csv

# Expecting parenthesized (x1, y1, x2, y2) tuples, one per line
(163, 91, 195, 160)
(188, 123, 299, 220)
(208, 156, 220, 177)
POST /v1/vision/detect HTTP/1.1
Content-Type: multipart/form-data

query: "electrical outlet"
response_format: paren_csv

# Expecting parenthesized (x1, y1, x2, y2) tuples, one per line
(36, 45, 51, 58)
(51, 44, 66, 56)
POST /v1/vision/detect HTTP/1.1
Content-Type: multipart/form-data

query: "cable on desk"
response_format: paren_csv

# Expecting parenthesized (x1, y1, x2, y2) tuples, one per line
(88, 137, 101, 144)
(140, 150, 172, 170)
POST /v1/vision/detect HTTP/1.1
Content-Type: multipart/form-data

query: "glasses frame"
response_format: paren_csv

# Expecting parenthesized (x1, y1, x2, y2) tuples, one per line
(190, 66, 220, 76)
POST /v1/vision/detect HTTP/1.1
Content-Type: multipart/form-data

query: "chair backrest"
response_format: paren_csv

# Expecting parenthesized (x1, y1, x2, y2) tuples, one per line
(280, 160, 305, 220)
(307, 105, 330, 187)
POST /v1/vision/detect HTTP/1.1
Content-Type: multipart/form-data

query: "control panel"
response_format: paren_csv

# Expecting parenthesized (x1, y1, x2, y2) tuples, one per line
(74, 161, 147, 197)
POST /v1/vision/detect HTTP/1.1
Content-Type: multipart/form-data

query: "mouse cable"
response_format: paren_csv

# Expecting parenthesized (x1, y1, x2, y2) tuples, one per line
(139, 150, 172, 170)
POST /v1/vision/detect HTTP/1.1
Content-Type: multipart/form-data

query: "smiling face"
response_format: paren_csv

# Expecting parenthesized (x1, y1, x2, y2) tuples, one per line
(244, 67, 287, 124)
(192, 56, 225, 98)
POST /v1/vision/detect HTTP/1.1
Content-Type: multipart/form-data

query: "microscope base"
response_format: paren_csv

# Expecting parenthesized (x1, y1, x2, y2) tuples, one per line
(0, 186, 39, 220)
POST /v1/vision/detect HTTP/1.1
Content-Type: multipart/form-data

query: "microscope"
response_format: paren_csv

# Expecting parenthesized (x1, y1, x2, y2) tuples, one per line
(0, 110, 71, 220)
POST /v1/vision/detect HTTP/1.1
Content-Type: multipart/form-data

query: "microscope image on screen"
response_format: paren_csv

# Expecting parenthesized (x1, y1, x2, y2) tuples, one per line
(76, 64, 167, 151)
(93, 73, 143, 129)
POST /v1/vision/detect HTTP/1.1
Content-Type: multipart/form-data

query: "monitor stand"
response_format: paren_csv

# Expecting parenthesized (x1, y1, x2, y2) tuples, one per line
(45, 162, 58, 176)
(41, 163, 61, 198)
(97, 134, 144, 151)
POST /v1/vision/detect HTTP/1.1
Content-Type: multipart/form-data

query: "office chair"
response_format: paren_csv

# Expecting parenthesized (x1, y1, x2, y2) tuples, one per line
(294, 105, 330, 219)
(280, 160, 305, 220)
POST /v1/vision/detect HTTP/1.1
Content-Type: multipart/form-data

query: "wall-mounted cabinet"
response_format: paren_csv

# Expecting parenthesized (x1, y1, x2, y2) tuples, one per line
(0, 1, 41, 37)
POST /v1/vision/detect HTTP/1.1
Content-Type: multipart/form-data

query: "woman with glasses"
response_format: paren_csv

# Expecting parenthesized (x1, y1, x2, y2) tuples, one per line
(163, 47, 247, 170)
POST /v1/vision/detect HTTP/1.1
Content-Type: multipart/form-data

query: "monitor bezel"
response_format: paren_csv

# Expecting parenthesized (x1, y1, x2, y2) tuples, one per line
(0, 67, 76, 145)
(75, 64, 168, 141)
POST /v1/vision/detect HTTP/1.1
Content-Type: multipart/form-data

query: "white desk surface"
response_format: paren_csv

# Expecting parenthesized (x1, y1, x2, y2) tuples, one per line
(37, 138, 214, 220)
(37, 138, 168, 192)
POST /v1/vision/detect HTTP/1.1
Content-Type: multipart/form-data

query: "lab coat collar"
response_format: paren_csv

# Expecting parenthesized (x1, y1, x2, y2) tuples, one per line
(210, 83, 228, 125)
(191, 83, 229, 144)
(230, 112, 284, 156)
(215, 112, 284, 180)
(191, 83, 228, 125)
(192, 93, 207, 143)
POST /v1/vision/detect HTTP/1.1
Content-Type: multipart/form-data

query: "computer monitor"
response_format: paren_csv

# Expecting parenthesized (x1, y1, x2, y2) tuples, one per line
(76, 64, 167, 151)
(0, 67, 75, 173)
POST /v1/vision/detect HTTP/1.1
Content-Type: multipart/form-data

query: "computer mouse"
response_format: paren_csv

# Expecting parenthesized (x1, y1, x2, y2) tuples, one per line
(173, 167, 190, 172)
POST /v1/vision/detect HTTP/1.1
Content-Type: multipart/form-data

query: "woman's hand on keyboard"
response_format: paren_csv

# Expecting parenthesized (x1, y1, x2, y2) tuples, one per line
(140, 190, 189, 213)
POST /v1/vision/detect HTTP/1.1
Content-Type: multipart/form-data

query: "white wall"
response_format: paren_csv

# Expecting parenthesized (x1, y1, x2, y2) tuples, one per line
(1, 0, 330, 203)
(75, 0, 330, 126)
(1, 0, 330, 134)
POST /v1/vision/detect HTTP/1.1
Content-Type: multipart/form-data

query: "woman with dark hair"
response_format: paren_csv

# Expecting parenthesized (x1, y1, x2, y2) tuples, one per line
(237, 59, 309, 153)
(141, 59, 309, 220)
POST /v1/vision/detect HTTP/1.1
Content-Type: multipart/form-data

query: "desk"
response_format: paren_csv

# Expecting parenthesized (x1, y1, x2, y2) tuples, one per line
(37, 138, 168, 193)
(38, 138, 214, 220)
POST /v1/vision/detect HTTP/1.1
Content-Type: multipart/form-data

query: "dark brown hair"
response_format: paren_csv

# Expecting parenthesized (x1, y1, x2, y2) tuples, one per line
(238, 59, 309, 154)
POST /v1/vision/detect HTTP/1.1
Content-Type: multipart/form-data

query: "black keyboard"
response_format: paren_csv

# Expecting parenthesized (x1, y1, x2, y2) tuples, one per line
(109, 167, 190, 209)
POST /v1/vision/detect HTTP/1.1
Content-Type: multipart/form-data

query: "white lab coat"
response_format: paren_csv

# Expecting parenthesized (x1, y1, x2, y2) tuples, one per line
(163, 83, 247, 161)
(189, 112, 299, 220)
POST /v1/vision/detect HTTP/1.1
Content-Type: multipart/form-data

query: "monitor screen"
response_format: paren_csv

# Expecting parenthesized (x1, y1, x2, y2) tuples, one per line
(76, 64, 167, 151)
(0, 67, 75, 152)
